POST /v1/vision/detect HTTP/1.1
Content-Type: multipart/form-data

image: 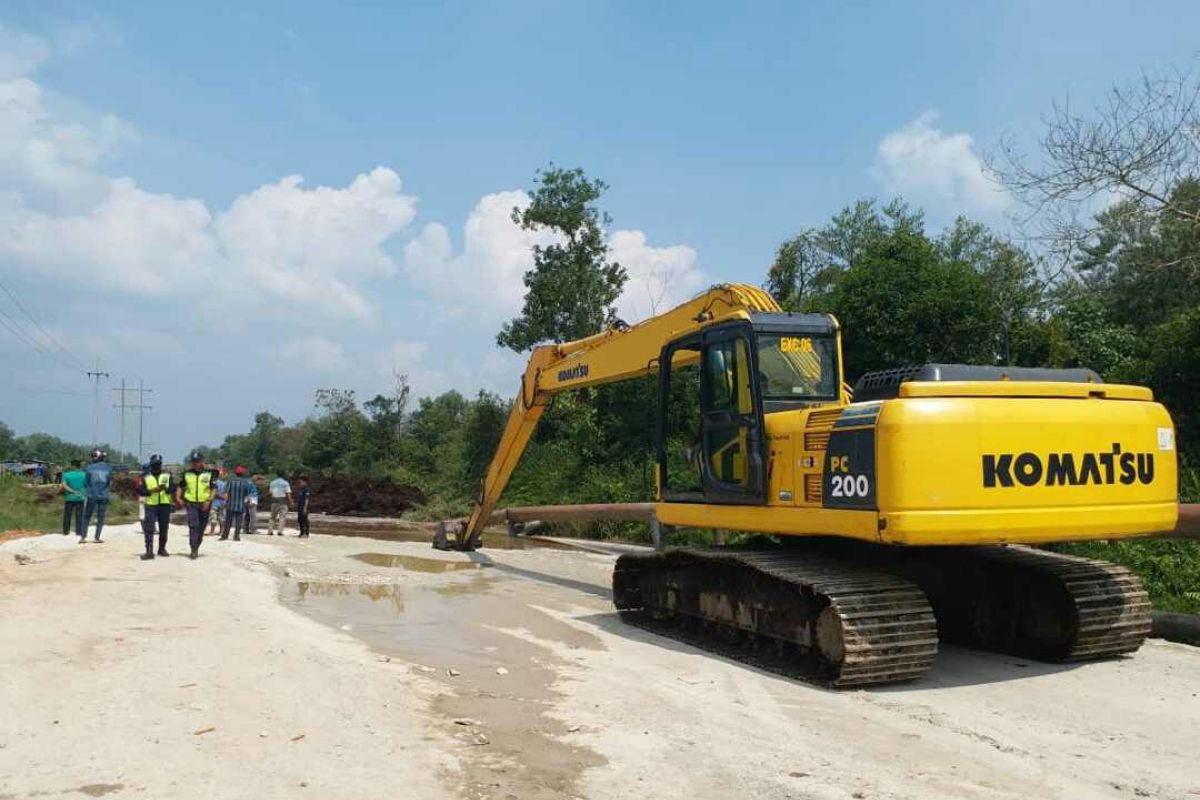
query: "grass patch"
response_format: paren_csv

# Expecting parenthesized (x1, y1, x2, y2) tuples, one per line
(0, 475, 138, 534)
(1055, 539, 1200, 613)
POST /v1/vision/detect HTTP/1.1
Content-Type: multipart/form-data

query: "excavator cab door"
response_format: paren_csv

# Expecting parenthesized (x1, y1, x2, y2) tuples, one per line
(659, 323, 767, 505)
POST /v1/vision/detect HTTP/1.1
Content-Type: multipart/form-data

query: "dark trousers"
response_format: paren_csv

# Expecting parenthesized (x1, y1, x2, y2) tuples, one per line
(83, 498, 108, 540)
(221, 507, 249, 539)
(63, 500, 84, 536)
(142, 504, 171, 552)
(298, 509, 310, 537)
(185, 503, 210, 554)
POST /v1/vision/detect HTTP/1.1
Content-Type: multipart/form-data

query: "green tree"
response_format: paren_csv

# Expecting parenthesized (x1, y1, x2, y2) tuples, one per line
(767, 199, 924, 311)
(0, 422, 14, 459)
(498, 166, 627, 351)
(457, 391, 507, 493)
(248, 412, 285, 472)
(303, 390, 366, 473)
(828, 225, 998, 379)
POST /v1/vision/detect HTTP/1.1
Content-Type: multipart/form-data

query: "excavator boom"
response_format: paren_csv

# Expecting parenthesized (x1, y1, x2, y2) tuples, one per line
(454, 284, 788, 549)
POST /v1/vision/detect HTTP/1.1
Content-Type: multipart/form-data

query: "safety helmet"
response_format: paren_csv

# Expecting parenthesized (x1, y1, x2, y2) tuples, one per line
(90, 449, 104, 462)
(188, 450, 204, 463)
(149, 453, 163, 465)
(234, 465, 246, 476)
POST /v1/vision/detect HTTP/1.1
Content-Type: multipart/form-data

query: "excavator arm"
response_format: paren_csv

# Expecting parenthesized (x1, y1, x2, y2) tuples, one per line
(450, 284, 784, 550)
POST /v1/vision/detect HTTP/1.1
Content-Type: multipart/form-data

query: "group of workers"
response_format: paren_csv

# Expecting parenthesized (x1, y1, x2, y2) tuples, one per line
(62, 449, 311, 561)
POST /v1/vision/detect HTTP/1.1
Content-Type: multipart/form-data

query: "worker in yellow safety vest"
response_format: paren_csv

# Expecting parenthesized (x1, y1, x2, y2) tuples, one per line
(175, 451, 214, 560)
(138, 454, 174, 560)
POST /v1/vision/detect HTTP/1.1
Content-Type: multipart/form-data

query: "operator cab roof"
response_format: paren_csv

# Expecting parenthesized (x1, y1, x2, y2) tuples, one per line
(749, 311, 839, 335)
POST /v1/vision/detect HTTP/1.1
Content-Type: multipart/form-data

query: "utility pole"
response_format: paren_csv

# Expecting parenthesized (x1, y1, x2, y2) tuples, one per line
(112, 380, 154, 464)
(113, 378, 126, 458)
(86, 361, 110, 447)
(137, 379, 153, 462)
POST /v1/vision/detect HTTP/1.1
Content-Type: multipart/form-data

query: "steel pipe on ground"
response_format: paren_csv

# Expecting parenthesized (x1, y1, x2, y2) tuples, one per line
(1167, 504, 1200, 540)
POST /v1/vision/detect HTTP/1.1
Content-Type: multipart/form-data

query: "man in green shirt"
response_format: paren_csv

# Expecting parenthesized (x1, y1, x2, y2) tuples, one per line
(61, 460, 86, 536)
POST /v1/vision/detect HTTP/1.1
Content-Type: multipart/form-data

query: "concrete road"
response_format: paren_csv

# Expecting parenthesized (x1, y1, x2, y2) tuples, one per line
(2, 524, 1198, 800)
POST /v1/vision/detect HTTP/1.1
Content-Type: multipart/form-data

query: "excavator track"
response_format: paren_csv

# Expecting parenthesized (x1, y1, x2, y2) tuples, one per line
(612, 549, 939, 688)
(893, 545, 1153, 662)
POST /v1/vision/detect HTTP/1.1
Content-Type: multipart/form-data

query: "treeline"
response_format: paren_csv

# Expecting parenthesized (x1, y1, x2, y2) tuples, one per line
(0, 422, 137, 467)
(191, 381, 509, 518)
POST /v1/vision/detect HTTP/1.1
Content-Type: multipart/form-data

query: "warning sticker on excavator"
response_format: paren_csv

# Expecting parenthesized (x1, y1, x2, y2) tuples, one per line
(779, 336, 814, 353)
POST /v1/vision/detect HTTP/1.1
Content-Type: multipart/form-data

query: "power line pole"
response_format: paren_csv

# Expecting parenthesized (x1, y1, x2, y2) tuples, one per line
(113, 378, 126, 458)
(137, 379, 153, 463)
(112, 380, 154, 464)
(86, 361, 110, 447)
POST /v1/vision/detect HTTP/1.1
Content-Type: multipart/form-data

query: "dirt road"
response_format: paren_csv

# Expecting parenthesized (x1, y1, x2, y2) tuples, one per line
(2, 525, 1198, 800)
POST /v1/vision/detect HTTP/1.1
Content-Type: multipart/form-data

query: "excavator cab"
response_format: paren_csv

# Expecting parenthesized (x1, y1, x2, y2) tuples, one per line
(657, 312, 842, 506)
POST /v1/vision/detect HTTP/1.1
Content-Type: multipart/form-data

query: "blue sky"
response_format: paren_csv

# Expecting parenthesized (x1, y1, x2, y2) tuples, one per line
(1, 1, 1197, 459)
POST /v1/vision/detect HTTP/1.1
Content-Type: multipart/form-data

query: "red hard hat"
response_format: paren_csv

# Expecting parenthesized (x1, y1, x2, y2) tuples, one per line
(235, 465, 246, 475)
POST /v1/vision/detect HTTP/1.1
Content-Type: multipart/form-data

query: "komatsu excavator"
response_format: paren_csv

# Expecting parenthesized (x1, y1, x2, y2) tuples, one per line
(446, 284, 1178, 686)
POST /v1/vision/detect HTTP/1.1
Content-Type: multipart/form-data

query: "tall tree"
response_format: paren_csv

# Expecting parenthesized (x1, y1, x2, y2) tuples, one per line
(767, 199, 924, 310)
(991, 70, 1200, 270)
(498, 166, 627, 351)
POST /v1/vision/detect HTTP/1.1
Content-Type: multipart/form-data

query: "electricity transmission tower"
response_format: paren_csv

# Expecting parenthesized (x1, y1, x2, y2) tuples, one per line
(112, 379, 154, 464)
(86, 362, 110, 447)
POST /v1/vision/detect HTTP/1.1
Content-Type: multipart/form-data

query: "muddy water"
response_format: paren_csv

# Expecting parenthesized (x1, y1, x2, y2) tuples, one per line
(350, 552, 489, 572)
(282, 557, 608, 799)
(305, 523, 572, 551)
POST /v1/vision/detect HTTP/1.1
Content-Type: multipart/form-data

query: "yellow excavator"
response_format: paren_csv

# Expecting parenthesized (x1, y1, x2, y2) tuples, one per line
(445, 284, 1178, 686)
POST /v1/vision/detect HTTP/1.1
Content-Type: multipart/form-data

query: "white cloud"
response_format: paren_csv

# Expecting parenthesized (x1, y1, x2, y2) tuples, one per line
(279, 335, 347, 372)
(0, 55, 416, 321)
(404, 191, 703, 328)
(873, 111, 1009, 217)
(404, 190, 557, 326)
(385, 338, 429, 369)
(0, 25, 52, 79)
(609, 230, 703, 323)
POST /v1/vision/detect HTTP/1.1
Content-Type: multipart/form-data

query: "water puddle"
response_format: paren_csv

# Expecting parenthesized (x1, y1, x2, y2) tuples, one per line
(288, 576, 494, 664)
(295, 581, 407, 617)
(281, 564, 607, 800)
(350, 552, 487, 572)
(307, 523, 569, 550)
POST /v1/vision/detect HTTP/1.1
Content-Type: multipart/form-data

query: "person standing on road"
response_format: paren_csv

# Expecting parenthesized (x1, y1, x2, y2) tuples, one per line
(267, 470, 292, 536)
(139, 454, 174, 560)
(82, 449, 114, 543)
(175, 451, 215, 559)
(61, 459, 86, 536)
(245, 480, 259, 535)
(295, 476, 311, 538)
(207, 468, 227, 537)
(220, 465, 254, 541)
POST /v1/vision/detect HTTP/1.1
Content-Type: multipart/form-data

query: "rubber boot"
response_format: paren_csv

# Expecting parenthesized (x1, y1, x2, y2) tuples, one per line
(140, 552, 154, 560)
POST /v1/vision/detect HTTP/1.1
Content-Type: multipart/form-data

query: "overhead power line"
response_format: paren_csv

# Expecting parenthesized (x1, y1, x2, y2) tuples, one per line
(0, 305, 80, 372)
(0, 278, 88, 371)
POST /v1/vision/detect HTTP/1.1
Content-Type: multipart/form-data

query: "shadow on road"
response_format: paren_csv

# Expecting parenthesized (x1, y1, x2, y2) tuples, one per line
(467, 551, 613, 599)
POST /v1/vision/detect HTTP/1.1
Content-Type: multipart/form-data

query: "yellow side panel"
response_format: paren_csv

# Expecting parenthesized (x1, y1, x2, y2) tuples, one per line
(656, 502, 880, 542)
(875, 397, 1179, 544)
(899, 380, 1153, 401)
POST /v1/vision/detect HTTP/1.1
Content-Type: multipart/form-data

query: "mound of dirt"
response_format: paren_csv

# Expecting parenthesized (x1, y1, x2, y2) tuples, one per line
(269, 474, 426, 517)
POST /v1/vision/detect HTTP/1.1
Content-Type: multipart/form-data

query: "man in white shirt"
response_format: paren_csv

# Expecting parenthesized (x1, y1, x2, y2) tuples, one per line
(268, 470, 292, 536)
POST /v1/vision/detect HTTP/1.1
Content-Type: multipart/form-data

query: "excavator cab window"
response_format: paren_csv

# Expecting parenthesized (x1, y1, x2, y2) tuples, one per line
(659, 323, 767, 505)
(756, 334, 839, 405)
(661, 343, 704, 498)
